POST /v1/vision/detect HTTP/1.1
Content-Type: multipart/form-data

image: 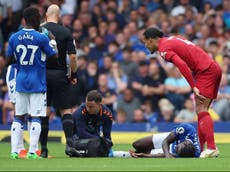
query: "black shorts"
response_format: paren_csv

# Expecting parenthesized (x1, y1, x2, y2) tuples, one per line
(47, 69, 72, 109)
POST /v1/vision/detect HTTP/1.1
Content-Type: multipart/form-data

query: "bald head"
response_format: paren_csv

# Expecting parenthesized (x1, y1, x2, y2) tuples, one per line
(46, 4, 60, 22)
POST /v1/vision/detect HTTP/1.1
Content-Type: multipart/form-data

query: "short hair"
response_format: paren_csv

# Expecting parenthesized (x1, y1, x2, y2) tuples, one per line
(86, 90, 102, 103)
(143, 27, 164, 39)
(23, 7, 41, 30)
(178, 141, 196, 158)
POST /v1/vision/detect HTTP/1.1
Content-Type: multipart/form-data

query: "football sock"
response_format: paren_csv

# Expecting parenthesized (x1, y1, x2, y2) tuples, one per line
(198, 111, 216, 150)
(112, 151, 131, 158)
(40, 116, 49, 150)
(28, 118, 41, 154)
(197, 121, 205, 152)
(17, 127, 25, 151)
(11, 117, 24, 153)
(62, 114, 74, 147)
(28, 117, 39, 151)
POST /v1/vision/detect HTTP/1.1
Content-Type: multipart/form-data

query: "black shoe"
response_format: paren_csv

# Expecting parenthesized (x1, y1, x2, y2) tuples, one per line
(65, 145, 82, 157)
(40, 148, 48, 158)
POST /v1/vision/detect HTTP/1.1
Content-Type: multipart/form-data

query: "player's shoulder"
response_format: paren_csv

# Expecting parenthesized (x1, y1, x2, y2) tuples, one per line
(78, 104, 87, 114)
(175, 123, 194, 132)
(101, 105, 113, 121)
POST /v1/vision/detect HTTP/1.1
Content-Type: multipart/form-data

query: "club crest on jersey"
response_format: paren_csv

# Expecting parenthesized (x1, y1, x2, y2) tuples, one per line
(159, 51, 167, 59)
(176, 127, 185, 134)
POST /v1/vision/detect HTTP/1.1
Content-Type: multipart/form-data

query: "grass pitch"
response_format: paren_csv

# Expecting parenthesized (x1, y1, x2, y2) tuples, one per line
(0, 143, 229, 171)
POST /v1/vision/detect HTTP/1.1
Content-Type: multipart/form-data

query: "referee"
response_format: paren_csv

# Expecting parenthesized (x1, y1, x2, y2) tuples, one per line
(40, 4, 79, 158)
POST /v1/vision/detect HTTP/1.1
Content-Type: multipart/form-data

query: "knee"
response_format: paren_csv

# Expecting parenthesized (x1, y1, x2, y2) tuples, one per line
(14, 115, 25, 122)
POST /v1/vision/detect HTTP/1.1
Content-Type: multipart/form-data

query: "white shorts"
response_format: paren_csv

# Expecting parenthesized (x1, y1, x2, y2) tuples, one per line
(152, 133, 170, 149)
(6, 65, 17, 104)
(150, 132, 173, 155)
(15, 92, 46, 117)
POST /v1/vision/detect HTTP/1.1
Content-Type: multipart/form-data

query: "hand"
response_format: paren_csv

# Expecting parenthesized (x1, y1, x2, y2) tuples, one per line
(193, 87, 206, 104)
(142, 85, 149, 96)
(70, 78, 77, 85)
(68, 72, 77, 85)
(112, 69, 119, 78)
(129, 150, 145, 158)
(129, 150, 140, 158)
(165, 154, 174, 158)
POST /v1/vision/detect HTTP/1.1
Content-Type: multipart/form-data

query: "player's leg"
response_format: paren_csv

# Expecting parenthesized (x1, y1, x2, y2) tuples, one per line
(195, 62, 221, 158)
(6, 64, 27, 157)
(53, 70, 80, 157)
(39, 107, 50, 158)
(60, 108, 81, 157)
(27, 116, 41, 156)
(11, 92, 28, 159)
(27, 93, 45, 159)
(196, 98, 219, 158)
(27, 116, 41, 159)
(39, 71, 53, 158)
(10, 115, 25, 159)
(132, 136, 153, 153)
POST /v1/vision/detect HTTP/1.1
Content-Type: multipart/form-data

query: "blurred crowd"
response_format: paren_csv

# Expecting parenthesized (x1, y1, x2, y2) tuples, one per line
(0, 0, 230, 125)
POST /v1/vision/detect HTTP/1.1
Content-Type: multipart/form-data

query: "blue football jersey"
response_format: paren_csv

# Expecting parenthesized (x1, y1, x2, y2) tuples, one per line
(170, 123, 201, 157)
(6, 28, 56, 93)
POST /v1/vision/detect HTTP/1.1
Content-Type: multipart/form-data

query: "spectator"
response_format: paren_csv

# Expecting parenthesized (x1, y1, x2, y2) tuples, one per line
(0, 0, 13, 43)
(174, 97, 197, 123)
(170, 0, 197, 17)
(158, 98, 175, 122)
(143, 61, 166, 111)
(83, 60, 99, 97)
(107, 40, 123, 62)
(213, 73, 230, 121)
(97, 73, 117, 117)
(130, 60, 149, 103)
(88, 35, 107, 61)
(107, 61, 128, 98)
(120, 46, 138, 81)
(132, 108, 146, 123)
(164, 66, 192, 111)
(141, 100, 159, 124)
(116, 88, 141, 123)
(72, 19, 83, 44)
(115, 108, 127, 124)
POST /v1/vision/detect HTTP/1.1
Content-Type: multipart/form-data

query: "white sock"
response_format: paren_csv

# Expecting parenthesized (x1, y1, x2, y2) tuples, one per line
(17, 127, 25, 152)
(11, 121, 23, 153)
(28, 118, 39, 151)
(112, 151, 131, 158)
(28, 120, 41, 154)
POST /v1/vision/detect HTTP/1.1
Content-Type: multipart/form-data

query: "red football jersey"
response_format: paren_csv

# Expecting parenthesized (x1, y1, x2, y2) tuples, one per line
(158, 36, 215, 88)
(158, 36, 214, 72)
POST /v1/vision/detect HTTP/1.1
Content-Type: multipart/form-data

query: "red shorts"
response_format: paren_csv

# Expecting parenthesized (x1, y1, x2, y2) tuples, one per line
(194, 62, 222, 99)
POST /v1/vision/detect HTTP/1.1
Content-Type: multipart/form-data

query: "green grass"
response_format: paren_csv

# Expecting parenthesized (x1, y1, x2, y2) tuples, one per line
(0, 143, 230, 171)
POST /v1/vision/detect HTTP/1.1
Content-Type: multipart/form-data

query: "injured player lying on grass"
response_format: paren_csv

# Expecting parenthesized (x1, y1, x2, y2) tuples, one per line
(112, 123, 201, 158)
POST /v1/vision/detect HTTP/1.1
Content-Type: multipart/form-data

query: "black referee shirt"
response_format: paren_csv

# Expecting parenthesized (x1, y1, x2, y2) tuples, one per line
(42, 22, 76, 70)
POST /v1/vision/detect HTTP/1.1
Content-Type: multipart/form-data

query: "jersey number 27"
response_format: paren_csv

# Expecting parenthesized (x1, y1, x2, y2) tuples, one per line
(16, 44, 38, 65)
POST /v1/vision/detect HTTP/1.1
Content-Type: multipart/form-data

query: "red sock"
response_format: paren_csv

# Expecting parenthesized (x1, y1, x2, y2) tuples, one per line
(197, 120, 205, 151)
(198, 112, 216, 150)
